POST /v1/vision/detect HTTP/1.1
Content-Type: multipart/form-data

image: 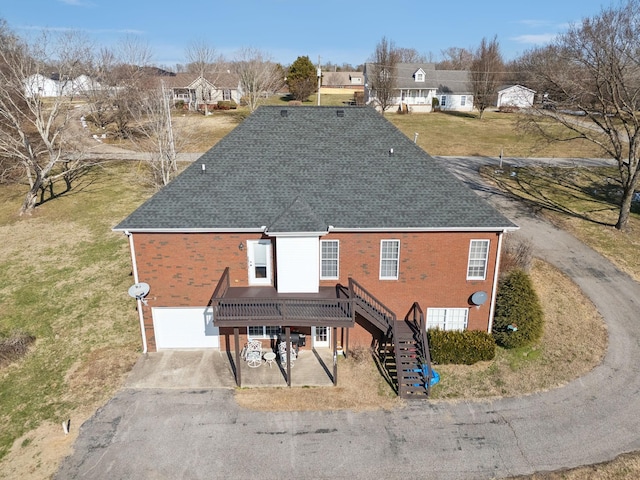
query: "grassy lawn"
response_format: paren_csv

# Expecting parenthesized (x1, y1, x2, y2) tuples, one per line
(387, 110, 606, 158)
(0, 162, 150, 478)
(482, 165, 640, 282)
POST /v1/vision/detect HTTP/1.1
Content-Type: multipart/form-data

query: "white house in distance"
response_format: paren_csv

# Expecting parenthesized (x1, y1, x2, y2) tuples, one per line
(24, 73, 103, 98)
(363, 63, 474, 113)
(497, 85, 536, 109)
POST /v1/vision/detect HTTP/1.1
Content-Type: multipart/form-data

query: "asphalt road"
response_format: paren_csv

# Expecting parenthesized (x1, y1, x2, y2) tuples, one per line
(55, 156, 640, 480)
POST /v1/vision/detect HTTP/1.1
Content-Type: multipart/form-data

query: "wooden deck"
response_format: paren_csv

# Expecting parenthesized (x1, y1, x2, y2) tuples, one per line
(210, 273, 355, 328)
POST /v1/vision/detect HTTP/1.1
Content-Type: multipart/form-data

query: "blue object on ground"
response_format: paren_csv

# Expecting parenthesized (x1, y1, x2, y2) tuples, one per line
(411, 365, 440, 388)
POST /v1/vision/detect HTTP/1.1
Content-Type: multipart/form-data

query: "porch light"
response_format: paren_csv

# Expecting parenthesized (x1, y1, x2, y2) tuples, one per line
(238, 242, 244, 251)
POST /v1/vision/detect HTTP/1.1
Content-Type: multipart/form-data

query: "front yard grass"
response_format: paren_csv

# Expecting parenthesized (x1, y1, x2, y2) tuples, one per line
(387, 110, 605, 158)
(0, 162, 149, 478)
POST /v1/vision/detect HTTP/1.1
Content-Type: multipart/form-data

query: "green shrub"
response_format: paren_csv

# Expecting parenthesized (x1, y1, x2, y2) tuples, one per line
(427, 329, 495, 365)
(492, 269, 544, 349)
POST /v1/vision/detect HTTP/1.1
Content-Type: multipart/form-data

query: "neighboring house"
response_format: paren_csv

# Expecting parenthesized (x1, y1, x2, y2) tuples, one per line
(24, 73, 62, 98)
(497, 85, 536, 109)
(114, 106, 517, 396)
(321, 71, 364, 90)
(364, 63, 474, 113)
(24, 73, 103, 98)
(162, 72, 242, 110)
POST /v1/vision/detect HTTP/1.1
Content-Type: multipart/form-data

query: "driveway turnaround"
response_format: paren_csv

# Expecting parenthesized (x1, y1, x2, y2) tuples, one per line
(56, 157, 640, 480)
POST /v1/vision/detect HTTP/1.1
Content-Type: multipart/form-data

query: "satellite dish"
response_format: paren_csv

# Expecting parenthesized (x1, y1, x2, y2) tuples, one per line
(128, 282, 150, 304)
(471, 291, 488, 306)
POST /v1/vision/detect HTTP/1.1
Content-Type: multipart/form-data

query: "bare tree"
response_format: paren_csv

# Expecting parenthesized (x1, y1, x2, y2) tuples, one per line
(185, 39, 223, 112)
(129, 83, 183, 188)
(520, 0, 640, 230)
(437, 47, 474, 70)
(368, 36, 400, 112)
(0, 24, 94, 214)
(185, 38, 218, 78)
(470, 36, 503, 119)
(396, 47, 427, 63)
(233, 48, 284, 112)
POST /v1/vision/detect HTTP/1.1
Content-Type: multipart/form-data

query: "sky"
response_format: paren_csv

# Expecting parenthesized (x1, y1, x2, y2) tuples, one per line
(0, 0, 612, 70)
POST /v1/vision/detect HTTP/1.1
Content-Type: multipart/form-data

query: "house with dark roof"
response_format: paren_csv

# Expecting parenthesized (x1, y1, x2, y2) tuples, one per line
(160, 72, 242, 111)
(321, 71, 364, 90)
(114, 106, 517, 396)
(364, 63, 474, 113)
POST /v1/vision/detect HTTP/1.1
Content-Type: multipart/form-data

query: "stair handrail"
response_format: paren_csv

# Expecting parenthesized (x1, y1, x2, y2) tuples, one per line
(405, 302, 433, 396)
(348, 277, 397, 335)
(208, 266, 230, 307)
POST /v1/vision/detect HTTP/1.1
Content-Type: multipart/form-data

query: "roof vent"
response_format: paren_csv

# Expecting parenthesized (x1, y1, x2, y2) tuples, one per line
(280, 109, 288, 117)
(336, 109, 344, 117)
(389, 148, 394, 156)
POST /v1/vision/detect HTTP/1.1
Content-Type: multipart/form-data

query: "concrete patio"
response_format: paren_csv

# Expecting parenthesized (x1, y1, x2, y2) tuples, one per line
(124, 347, 336, 390)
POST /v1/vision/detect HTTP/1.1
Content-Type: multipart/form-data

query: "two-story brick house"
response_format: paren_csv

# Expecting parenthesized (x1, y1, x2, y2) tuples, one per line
(114, 106, 517, 393)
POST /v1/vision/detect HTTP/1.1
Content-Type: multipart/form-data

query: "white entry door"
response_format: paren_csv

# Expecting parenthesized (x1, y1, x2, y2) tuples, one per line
(247, 240, 272, 285)
(312, 326, 330, 348)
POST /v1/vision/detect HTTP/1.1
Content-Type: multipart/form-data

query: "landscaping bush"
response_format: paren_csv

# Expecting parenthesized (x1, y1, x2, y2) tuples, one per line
(217, 100, 237, 110)
(427, 329, 495, 365)
(492, 269, 544, 349)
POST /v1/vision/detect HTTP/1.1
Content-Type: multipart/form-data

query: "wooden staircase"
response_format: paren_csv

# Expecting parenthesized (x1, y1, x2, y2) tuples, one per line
(346, 279, 433, 398)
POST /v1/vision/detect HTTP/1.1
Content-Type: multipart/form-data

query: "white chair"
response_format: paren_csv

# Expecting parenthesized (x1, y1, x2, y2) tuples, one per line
(278, 341, 297, 367)
(244, 340, 263, 368)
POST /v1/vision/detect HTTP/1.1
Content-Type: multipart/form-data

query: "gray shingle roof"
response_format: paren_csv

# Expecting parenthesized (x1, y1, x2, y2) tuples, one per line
(366, 63, 472, 94)
(114, 106, 516, 232)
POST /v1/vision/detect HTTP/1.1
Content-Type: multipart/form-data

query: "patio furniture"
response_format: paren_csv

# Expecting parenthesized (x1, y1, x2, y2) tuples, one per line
(244, 340, 263, 368)
(263, 351, 276, 368)
(278, 341, 297, 367)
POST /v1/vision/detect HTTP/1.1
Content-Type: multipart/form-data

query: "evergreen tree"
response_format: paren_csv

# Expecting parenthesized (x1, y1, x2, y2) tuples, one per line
(493, 269, 543, 349)
(286, 55, 317, 101)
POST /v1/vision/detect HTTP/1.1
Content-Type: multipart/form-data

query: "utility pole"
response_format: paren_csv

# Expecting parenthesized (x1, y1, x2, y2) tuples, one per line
(317, 55, 321, 106)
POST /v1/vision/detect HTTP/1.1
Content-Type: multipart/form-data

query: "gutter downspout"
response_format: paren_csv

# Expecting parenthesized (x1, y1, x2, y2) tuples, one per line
(487, 230, 505, 333)
(125, 231, 148, 353)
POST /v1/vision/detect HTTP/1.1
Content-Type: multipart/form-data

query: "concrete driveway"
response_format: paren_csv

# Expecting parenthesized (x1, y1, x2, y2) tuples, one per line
(56, 157, 640, 480)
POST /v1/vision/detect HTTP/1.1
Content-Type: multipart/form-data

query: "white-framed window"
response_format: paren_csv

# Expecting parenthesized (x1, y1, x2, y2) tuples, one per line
(380, 239, 400, 280)
(415, 72, 424, 82)
(467, 239, 490, 280)
(320, 240, 339, 279)
(441, 95, 447, 107)
(426, 308, 468, 331)
(461, 95, 467, 106)
(248, 326, 280, 339)
(223, 89, 232, 101)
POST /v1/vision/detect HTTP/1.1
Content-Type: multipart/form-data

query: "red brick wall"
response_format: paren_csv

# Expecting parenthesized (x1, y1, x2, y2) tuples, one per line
(319, 231, 500, 332)
(131, 230, 502, 351)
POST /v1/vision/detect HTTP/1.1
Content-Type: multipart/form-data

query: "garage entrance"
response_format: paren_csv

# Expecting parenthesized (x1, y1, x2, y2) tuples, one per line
(152, 307, 220, 349)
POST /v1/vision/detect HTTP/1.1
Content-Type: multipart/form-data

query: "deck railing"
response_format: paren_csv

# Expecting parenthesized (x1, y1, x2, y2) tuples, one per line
(208, 267, 354, 326)
(405, 302, 433, 396)
(208, 267, 230, 307)
(212, 297, 353, 325)
(348, 277, 397, 335)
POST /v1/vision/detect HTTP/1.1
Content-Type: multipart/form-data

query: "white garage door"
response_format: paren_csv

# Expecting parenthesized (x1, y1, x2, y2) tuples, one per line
(152, 307, 220, 349)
